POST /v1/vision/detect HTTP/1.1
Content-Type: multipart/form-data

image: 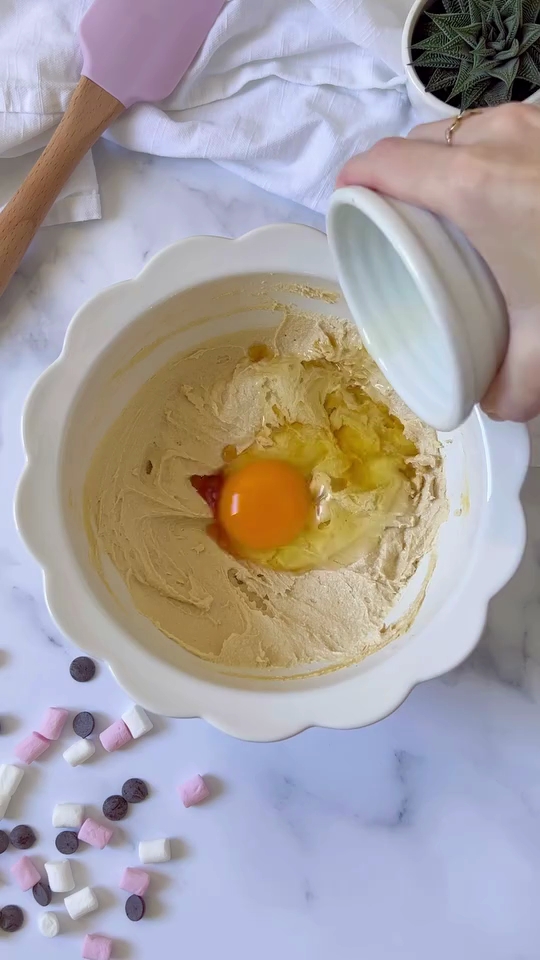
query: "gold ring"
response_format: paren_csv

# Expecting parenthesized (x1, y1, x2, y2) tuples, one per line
(445, 108, 482, 145)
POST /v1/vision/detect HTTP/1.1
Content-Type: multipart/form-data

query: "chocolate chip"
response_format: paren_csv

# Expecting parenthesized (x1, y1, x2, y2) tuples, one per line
(0, 829, 8, 854)
(0, 904, 24, 932)
(55, 830, 79, 855)
(69, 656, 96, 682)
(122, 778, 148, 803)
(102, 795, 128, 821)
(73, 711, 95, 738)
(32, 881, 52, 907)
(9, 825, 36, 850)
(125, 894, 145, 921)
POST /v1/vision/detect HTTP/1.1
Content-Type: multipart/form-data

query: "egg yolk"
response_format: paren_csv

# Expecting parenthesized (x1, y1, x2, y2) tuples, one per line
(217, 459, 311, 551)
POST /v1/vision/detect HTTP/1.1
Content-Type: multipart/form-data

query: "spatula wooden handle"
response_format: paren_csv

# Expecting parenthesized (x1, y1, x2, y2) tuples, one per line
(0, 77, 124, 298)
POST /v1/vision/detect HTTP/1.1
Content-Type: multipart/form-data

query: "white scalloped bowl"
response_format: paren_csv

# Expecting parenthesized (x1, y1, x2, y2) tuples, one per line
(15, 225, 529, 741)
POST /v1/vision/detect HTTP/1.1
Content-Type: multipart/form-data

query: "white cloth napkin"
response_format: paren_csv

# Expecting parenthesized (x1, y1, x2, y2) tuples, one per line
(0, 0, 414, 222)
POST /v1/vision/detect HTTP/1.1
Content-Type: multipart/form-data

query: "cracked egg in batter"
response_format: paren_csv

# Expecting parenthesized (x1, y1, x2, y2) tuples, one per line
(84, 305, 447, 673)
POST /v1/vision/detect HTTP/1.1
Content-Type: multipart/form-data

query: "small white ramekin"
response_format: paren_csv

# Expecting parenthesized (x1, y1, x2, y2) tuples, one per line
(327, 186, 509, 432)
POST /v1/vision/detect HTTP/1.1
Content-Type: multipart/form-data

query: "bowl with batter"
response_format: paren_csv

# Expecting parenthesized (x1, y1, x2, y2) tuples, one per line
(16, 224, 529, 740)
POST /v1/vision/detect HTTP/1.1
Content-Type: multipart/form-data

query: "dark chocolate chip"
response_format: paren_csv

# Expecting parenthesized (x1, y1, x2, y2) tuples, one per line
(0, 904, 24, 932)
(102, 795, 128, 821)
(9, 824, 36, 850)
(55, 830, 79, 855)
(72, 711, 95, 738)
(0, 829, 8, 854)
(125, 894, 145, 921)
(32, 881, 52, 907)
(122, 778, 148, 803)
(69, 656, 96, 682)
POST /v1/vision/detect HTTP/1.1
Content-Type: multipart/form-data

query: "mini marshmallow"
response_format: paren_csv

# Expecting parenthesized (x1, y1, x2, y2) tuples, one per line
(0, 763, 24, 797)
(63, 739, 95, 766)
(44, 859, 75, 893)
(121, 704, 153, 740)
(82, 933, 113, 960)
(99, 719, 132, 753)
(0, 792, 11, 819)
(178, 774, 210, 808)
(120, 867, 150, 896)
(139, 837, 171, 864)
(78, 817, 113, 850)
(15, 731, 50, 764)
(11, 855, 41, 891)
(38, 707, 69, 741)
(64, 885, 98, 920)
(37, 912, 60, 938)
(53, 802, 85, 829)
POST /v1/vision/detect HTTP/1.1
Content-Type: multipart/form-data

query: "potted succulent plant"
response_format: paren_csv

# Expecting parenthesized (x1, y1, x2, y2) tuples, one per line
(402, 0, 540, 121)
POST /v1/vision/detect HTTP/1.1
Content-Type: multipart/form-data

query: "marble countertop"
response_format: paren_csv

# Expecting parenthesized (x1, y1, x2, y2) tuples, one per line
(1, 142, 540, 959)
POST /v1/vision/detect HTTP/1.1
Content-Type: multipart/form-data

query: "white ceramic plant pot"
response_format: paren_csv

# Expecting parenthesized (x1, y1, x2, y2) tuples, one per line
(15, 224, 529, 740)
(402, 0, 540, 123)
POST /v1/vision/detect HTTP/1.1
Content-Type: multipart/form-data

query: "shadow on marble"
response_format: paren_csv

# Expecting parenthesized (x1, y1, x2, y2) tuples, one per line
(144, 869, 172, 919)
(169, 835, 192, 861)
(0, 712, 20, 735)
(202, 774, 227, 802)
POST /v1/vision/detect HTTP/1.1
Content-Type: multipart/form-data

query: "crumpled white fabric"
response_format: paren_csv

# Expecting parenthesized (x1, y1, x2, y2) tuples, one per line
(0, 0, 414, 223)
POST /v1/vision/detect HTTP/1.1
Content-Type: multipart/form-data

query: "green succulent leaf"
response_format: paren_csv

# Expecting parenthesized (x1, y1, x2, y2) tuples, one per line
(521, 21, 540, 47)
(488, 54, 520, 86)
(412, 49, 466, 68)
(425, 66, 458, 92)
(483, 77, 514, 101)
(441, 0, 469, 13)
(411, 0, 540, 108)
(461, 77, 492, 105)
(453, 22, 485, 44)
(523, 0, 540, 20)
(426, 11, 474, 37)
(412, 29, 468, 52)
(517, 46, 540, 78)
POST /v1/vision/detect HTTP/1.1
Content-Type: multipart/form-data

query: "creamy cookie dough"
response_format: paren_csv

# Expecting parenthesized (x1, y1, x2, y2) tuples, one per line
(84, 307, 447, 673)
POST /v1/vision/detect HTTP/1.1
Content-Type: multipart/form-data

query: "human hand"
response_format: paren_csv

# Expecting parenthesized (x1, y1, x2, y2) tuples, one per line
(337, 103, 540, 423)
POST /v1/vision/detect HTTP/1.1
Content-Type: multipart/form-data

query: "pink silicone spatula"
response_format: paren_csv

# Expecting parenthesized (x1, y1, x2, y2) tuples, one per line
(0, 0, 225, 298)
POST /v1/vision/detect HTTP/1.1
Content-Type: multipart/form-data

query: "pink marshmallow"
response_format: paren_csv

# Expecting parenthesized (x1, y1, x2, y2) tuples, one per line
(11, 855, 41, 891)
(38, 706, 69, 740)
(15, 730, 51, 764)
(178, 774, 210, 808)
(120, 866, 150, 896)
(78, 817, 113, 850)
(82, 934, 113, 960)
(99, 719, 132, 752)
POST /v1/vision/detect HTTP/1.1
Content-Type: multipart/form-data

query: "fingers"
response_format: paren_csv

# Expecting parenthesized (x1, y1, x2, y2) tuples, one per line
(336, 137, 460, 217)
(481, 315, 540, 422)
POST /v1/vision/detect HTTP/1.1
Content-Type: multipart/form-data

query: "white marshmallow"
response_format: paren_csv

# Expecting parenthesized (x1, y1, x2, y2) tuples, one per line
(138, 837, 171, 864)
(0, 763, 24, 797)
(37, 912, 60, 938)
(0, 792, 11, 819)
(64, 886, 98, 920)
(63, 739, 95, 767)
(52, 802, 85, 829)
(121, 704, 153, 740)
(44, 859, 75, 893)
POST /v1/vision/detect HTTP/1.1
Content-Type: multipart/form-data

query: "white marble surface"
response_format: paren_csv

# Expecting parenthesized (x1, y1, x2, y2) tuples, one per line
(1, 142, 540, 959)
